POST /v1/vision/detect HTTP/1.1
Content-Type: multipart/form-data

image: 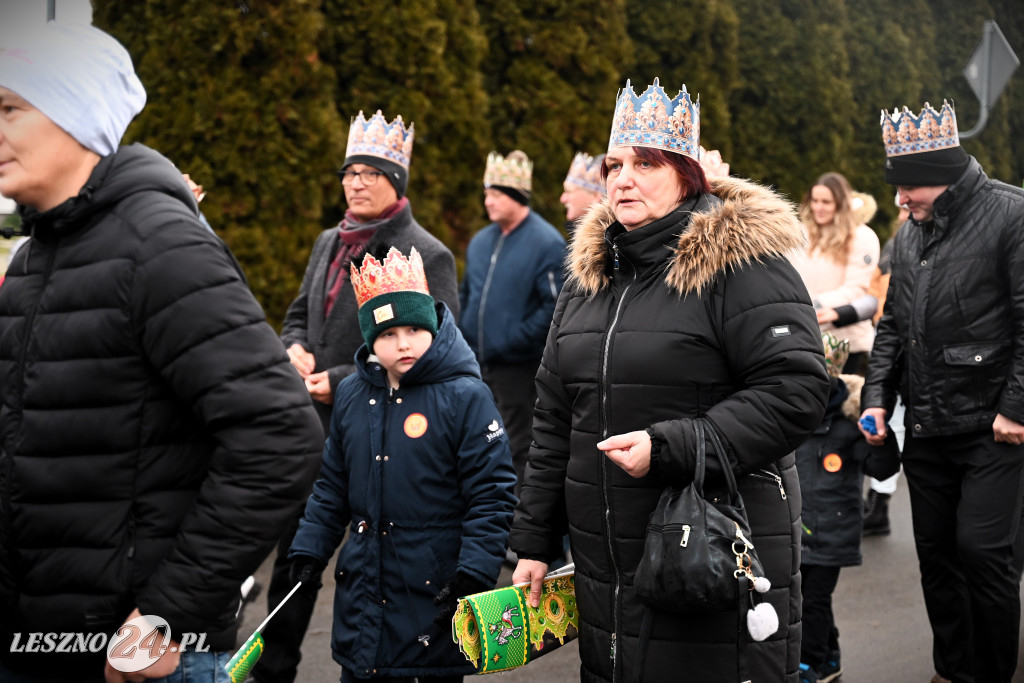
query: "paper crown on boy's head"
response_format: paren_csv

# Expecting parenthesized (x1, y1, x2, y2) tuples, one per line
(564, 152, 606, 194)
(608, 78, 700, 160)
(822, 332, 851, 378)
(350, 247, 437, 347)
(484, 150, 533, 192)
(343, 110, 415, 197)
(880, 100, 969, 186)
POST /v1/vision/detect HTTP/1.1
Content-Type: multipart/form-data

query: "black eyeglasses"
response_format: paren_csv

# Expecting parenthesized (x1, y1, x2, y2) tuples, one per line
(338, 169, 386, 186)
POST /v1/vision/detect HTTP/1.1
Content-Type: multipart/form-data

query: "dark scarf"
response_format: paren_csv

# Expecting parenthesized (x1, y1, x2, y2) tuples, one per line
(324, 197, 409, 315)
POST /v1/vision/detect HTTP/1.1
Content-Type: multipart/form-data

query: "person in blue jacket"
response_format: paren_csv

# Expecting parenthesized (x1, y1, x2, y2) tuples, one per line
(289, 246, 517, 683)
(796, 333, 901, 683)
(459, 150, 565, 501)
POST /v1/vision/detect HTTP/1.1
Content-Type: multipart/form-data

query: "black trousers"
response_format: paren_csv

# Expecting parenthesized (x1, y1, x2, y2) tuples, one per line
(799, 564, 841, 670)
(902, 429, 1024, 683)
(250, 510, 323, 683)
(482, 360, 540, 498)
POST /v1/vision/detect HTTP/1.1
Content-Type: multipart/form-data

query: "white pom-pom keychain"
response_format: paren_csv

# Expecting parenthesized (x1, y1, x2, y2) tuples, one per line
(746, 601, 779, 641)
(732, 525, 779, 641)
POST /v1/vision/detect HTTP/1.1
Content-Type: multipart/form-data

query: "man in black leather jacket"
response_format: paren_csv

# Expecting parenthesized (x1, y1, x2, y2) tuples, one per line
(861, 101, 1024, 683)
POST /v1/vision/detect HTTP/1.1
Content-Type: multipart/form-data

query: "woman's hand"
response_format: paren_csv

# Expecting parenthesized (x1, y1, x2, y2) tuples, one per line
(513, 559, 550, 608)
(816, 306, 839, 324)
(597, 430, 652, 478)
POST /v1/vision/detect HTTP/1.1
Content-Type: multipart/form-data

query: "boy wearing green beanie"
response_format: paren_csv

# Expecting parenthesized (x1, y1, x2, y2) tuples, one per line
(287, 247, 517, 682)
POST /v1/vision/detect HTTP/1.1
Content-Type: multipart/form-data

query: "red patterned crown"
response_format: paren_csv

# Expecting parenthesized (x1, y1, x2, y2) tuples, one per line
(564, 151, 605, 194)
(350, 247, 430, 308)
(608, 78, 700, 159)
(346, 110, 415, 169)
(880, 100, 959, 157)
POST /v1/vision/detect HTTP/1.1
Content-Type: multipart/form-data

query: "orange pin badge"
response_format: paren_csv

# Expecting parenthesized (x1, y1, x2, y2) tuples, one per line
(823, 453, 843, 472)
(404, 413, 428, 438)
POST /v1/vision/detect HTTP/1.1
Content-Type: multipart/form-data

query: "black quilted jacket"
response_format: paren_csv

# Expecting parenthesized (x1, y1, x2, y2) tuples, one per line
(510, 179, 829, 683)
(863, 158, 1024, 436)
(0, 145, 323, 677)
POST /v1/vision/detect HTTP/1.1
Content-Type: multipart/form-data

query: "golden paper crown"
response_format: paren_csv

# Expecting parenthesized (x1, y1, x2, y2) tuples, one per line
(822, 332, 851, 378)
(484, 150, 532, 192)
(346, 110, 415, 169)
(608, 78, 700, 159)
(350, 247, 430, 308)
(880, 100, 959, 158)
(564, 151, 605, 194)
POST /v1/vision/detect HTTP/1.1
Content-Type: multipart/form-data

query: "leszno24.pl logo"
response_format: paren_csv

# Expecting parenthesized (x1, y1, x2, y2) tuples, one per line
(10, 615, 209, 673)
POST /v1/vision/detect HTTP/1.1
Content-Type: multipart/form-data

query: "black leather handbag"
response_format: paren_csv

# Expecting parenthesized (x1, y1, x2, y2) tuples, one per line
(634, 418, 764, 612)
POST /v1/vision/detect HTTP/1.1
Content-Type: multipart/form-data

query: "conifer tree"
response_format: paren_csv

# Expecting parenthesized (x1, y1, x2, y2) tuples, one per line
(321, 0, 491, 259)
(476, 0, 633, 229)
(843, 0, 934, 234)
(93, 0, 345, 327)
(728, 0, 857, 203)
(625, 0, 740, 162)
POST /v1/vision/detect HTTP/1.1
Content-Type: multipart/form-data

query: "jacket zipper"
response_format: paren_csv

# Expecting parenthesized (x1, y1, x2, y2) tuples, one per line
(599, 241, 634, 681)
(476, 233, 507, 362)
(546, 270, 558, 298)
(748, 468, 787, 500)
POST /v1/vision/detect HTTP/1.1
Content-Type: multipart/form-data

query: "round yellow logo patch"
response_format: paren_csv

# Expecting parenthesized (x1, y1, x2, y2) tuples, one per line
(823, 453, 843, 472)
(404, 413, 428, 439)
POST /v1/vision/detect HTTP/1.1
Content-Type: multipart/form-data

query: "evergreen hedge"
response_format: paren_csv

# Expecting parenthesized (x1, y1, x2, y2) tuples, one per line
(89, 0, 1022, 327)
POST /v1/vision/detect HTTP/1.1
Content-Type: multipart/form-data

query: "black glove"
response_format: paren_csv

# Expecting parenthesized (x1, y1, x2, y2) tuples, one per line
(433, 572, 491, 625)
(288, 555, 326, 592)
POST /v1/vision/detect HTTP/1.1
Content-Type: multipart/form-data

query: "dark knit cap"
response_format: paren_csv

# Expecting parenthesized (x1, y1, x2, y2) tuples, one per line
(341, 154, 409, 198)
(885, 146, 970, 186)
(491, 185, 531, 206)
(358, 291, 438, 348)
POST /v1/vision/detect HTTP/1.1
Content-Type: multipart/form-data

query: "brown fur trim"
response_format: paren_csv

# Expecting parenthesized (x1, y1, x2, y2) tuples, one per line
(567, 176, 805, 297)
(839, 373, 864, 422)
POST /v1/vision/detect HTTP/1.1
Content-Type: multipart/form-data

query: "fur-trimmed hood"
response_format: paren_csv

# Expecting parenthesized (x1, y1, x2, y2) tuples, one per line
(840, 373, 864, 421)
(568, 175, 806, 296)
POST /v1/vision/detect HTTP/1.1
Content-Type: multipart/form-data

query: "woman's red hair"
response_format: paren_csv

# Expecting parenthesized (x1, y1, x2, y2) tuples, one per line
(602, 146, 711, 201)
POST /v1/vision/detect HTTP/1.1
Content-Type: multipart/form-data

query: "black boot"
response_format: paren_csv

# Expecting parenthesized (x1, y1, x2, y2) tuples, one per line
(862, 490, 891, 536)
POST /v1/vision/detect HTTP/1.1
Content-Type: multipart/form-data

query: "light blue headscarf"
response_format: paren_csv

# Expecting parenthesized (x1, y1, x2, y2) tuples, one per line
(0, 22, 146, 157)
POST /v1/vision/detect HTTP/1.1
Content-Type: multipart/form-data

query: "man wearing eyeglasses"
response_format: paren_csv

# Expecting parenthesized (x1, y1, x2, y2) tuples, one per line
(264, 110, 459, 683)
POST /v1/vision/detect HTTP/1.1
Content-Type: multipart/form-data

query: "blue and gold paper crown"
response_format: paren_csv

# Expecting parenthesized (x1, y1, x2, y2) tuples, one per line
(564, 152, 605, 194)
(346, 110, 415, 170)
(880, 100, 959, 158)
(608, 78, 700, 159)
(484, 150, 533, 192)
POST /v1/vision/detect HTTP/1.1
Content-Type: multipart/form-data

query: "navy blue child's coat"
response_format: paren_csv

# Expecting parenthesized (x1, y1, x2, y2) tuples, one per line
(290, 302, 517, 678)
(796, 374, 901, 567)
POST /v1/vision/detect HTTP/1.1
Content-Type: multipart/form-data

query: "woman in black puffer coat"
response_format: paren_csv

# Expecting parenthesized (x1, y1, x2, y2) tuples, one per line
(510, 81, 829, 683)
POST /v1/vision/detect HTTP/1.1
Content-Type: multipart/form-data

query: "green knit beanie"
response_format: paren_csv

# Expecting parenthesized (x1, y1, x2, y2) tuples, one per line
(358, 290, 438, 348)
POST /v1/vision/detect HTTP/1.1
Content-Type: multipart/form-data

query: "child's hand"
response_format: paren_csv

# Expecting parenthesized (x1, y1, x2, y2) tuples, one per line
(433, 572, 491, 624)
(288, 555, 326, 593)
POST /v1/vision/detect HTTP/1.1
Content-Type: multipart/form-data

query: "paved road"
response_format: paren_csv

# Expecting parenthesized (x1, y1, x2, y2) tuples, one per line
(239, 475, 1024, 681)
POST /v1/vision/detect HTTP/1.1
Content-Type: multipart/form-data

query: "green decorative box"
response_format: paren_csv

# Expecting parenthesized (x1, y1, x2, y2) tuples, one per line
(451, 564, 578, 674)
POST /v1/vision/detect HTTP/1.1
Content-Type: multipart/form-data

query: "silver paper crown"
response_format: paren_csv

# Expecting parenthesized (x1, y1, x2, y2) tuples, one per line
(346, 110, 415, 169)
(880, 100, 959, 158)
(608, 78, 700, 159)
(564, 151, 605, 194)
(484, 150, 533, 192)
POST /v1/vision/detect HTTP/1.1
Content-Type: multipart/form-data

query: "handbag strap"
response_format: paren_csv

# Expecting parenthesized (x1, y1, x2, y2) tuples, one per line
(694, 418, 740, 505)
